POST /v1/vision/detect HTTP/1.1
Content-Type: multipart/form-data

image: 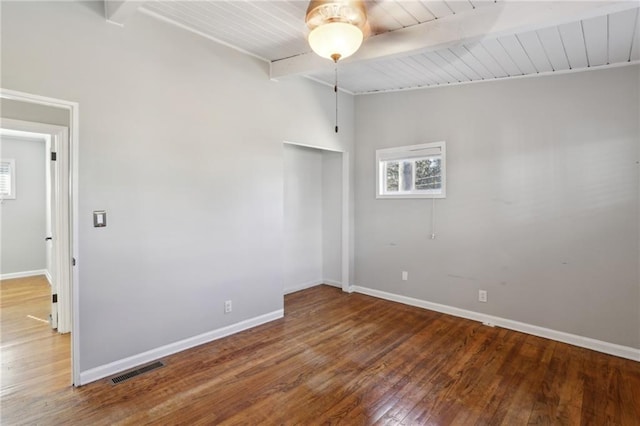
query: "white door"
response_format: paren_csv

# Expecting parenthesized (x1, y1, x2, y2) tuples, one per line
(48, 136, 59, 329)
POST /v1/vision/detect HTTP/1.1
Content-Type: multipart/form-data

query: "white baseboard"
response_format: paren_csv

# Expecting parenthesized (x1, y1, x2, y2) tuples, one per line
(45, 270, 53, 285)
(323, 279, 342, 288)
(78, 309, 284, 386)
(284, 279, 344, 295)
(0, 269, 47, 281)
(352, 286, 640, 362)
(284, 279, 324, 295)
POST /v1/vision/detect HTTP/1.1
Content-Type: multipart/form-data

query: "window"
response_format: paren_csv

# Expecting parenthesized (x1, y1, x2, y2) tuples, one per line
(0, 159, 16, 199)
(376, 141, 445, 199)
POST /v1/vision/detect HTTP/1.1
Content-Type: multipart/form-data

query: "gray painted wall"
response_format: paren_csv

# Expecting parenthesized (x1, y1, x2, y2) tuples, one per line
(1, 1, 354, 371)
(355, 66, 640, 349)
(322, 150, 342, 283)
(0, 136, 46, 274)
(0, 98, 69, 127)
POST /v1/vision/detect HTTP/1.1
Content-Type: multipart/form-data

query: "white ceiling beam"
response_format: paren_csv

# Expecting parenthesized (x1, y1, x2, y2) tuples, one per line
(271, 1, 640, 80)
(105, 0, 145, 26)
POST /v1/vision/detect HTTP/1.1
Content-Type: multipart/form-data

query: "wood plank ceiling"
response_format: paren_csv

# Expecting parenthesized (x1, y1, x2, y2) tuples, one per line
(137, 1, 640, 94)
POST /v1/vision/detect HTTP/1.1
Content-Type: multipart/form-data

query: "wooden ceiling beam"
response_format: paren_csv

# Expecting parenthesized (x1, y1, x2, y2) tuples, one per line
(105, 0, 146, 26)
(270, 1, 639, 80)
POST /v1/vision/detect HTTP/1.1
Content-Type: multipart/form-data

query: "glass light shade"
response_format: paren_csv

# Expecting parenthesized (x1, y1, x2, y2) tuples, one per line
(308, 22, 363, 61)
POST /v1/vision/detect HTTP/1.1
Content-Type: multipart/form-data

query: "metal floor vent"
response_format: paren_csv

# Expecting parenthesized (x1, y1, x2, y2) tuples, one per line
(110, 361, 165, 384)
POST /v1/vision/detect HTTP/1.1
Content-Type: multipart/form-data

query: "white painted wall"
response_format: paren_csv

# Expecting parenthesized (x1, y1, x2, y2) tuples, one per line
(283, 144, 323, 292)
(322, 150, 343, 284)
(0, 136, 46, 275)
(355, 65, 640, 349)
(1, 1, 355, 374)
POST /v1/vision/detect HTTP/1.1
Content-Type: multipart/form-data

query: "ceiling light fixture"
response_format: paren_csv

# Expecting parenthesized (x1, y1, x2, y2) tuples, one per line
(306, 0, 367, 63)
(306, 0, 367, 133)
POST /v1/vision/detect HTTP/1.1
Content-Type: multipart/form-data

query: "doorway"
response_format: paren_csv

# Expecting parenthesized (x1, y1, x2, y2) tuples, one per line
(1, 122, 69, 330)
(0, 89, 79, 385)
(283, 141, 350, 294)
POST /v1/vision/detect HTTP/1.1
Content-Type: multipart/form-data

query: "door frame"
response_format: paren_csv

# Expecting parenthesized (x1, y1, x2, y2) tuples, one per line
(0, 88, 80, 386)
(283, 141, 351, 293)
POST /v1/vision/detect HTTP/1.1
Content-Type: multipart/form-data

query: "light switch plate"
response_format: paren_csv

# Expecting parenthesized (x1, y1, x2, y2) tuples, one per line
(93, 210, 107, 227)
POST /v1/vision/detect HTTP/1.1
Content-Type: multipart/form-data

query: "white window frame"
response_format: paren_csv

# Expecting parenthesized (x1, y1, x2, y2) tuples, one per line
(376, 141, 446, 199)
(0, 158, 16, 200)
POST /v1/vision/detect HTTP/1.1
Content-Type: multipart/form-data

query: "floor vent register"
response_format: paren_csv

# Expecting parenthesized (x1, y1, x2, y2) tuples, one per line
(110, 361, 165, 384)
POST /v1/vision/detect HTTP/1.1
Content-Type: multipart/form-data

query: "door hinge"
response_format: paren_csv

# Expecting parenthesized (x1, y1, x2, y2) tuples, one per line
(72, 257, 76, 266)
(51, 152, 57, 161)
(52, 294, 58, 303)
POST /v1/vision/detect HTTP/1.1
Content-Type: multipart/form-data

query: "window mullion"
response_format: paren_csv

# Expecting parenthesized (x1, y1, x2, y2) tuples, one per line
(412, 159, 417, 192)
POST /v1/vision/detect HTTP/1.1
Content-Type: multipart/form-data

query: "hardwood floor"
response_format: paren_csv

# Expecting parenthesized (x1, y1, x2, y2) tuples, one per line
(1, 281, 639, 425)
(0, 275, 71, 402)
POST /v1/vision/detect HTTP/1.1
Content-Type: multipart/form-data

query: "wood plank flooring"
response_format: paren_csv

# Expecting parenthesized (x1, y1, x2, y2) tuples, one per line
(0, 275, 71, 403)
(1, 279, 639, 425)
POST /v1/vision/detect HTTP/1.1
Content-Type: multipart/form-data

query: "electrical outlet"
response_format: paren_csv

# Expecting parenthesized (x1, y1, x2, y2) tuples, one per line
(224, 300, 232, 313)
(478, 290, 488, 303)
(402, 271, 408, 281)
